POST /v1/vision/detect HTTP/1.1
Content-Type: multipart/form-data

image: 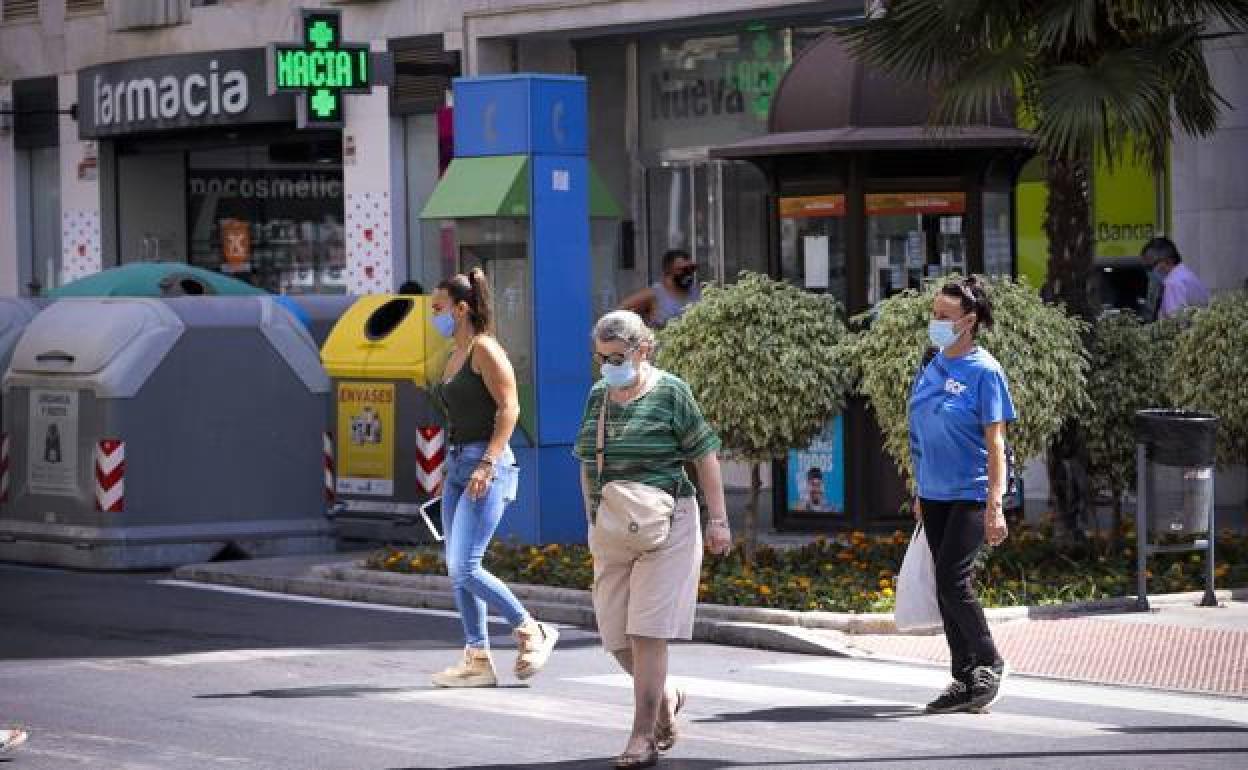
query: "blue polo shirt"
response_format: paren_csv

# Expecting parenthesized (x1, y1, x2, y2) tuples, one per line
(909, 347, 1017, 502)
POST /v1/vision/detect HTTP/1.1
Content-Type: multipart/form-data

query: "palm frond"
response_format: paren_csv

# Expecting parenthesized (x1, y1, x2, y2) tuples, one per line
(932, 44, 1032, 126)
(1035, 0, 1103, 51)
(1034, 48, 1170, 164)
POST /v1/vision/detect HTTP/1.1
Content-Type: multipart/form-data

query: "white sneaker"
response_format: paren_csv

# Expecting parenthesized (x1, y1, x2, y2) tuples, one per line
(0, 728, 28, 752)
(431, 647, 498, 688)
(513, 621, 559, 681)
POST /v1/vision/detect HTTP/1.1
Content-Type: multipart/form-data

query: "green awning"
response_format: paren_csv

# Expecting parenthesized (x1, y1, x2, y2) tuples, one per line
(421, 155, 530, 219)
(422, 155, 623, 220)
(589, 166, 622, 218)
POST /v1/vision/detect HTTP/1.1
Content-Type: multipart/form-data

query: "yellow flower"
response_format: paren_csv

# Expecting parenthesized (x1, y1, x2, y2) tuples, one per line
(882, 587, 894, 598)
(699, 582, 710, 594)
(797, 576, 813, 590)
(758, 585, 772, 596)
(545, 543, 562, 555)
(878, 578, 892, 589)
(409, 557, 423, 569)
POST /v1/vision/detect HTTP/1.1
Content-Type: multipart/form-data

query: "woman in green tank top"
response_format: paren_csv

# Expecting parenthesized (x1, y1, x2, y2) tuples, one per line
(427, 269, 557, 689)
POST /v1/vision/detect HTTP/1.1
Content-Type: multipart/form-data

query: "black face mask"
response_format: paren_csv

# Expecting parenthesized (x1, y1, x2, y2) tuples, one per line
(673, 272, 696, 290)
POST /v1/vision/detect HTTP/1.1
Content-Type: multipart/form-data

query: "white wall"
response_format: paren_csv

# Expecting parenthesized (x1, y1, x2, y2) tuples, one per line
(1170, 34, 1248, 293)
(57, 71, 102, 285)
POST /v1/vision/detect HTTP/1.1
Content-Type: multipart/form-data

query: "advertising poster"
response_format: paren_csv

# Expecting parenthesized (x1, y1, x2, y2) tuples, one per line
(787, 415, 845, 515)
(336, 382, 395, 496)
(28, 390, 79, 497)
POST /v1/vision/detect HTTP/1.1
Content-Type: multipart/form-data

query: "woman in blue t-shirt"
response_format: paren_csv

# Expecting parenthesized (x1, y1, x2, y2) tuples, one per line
(909, 276, 1016, 715)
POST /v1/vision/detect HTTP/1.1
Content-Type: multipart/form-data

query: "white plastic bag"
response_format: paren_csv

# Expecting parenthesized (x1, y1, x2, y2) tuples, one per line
(894, 523, 942, 632)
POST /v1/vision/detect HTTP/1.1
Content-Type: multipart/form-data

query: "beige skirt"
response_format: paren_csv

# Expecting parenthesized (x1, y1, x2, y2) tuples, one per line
(588, 496, 703, 653)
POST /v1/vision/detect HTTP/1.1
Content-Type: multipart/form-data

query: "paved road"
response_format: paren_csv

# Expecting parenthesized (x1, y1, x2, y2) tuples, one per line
(2, 564, 1247, 769)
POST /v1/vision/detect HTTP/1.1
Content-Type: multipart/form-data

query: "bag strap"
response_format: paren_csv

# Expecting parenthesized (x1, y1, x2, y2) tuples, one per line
(595, 393, 608, 484)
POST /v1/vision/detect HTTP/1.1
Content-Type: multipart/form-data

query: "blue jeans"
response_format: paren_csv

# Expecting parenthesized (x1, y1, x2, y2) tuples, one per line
(442, 442, 529, 648)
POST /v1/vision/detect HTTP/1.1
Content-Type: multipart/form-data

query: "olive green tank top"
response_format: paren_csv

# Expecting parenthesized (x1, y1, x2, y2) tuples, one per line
(434, 348, 496, 445)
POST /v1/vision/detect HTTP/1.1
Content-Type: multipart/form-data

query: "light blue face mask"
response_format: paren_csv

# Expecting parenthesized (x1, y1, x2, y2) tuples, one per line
(600, 360, 638, 389)
(928, 319, 959, 350)
(432, 312, 456, 339)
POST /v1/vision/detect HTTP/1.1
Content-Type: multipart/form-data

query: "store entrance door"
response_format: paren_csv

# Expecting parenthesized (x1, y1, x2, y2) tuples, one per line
(646, 152, 768, 287)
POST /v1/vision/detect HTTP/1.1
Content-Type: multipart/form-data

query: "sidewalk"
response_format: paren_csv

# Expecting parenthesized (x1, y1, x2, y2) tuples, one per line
(174, 554, 1248, 699)
(840, 602, 1248, 698)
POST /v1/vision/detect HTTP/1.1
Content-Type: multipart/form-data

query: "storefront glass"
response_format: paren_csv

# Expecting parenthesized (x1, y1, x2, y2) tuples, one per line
(452, 217, 538, 445)
(184, 138, 345, 294)
(866, 192, 967, 304)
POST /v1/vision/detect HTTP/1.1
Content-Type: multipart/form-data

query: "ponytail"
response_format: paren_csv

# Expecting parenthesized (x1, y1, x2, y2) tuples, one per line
(437, 268, 494, 335)
(939, 275, 994, 334)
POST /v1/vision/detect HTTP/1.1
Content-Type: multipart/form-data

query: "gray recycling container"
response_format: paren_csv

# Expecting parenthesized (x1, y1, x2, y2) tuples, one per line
(0, 297, 334, 569)
(280, 295, 356, 346)
(1135, 409, 1218, 534)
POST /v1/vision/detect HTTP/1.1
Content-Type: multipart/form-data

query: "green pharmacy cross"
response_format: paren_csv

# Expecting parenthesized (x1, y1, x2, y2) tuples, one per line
(267, 9, 373, 129)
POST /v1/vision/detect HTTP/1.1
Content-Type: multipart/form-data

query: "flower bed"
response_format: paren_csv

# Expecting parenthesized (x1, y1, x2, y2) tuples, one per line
(366, 527, 1248, 613)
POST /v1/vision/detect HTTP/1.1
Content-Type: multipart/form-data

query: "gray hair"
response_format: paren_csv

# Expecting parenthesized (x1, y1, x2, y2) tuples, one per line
(593, 309, 655, 347)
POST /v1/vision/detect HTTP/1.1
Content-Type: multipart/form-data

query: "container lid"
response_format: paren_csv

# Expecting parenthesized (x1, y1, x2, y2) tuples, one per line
(10, 299, 180, 376)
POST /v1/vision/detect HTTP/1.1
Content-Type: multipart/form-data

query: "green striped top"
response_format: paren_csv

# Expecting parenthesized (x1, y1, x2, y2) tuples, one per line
(573, 369, 721, 498)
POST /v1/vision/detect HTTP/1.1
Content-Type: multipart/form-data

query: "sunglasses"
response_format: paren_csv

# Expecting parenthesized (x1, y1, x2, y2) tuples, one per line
(594, 346, 638, 366)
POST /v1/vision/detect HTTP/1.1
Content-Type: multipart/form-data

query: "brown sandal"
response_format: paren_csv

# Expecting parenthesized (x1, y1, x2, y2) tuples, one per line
(611, 740, 658, 769)
(655, 688, 686, 752)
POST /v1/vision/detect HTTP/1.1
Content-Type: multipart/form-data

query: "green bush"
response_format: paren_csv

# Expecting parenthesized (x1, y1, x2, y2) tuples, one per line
(1085, 313, 1182, 501)
(1167, 292, 1248, 467)
(656, 272, 853, 463)
(835, 276, 1088, 490)
(656, 272, 854, 556)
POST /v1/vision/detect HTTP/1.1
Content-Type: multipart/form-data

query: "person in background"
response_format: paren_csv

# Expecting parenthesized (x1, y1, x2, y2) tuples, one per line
(428, 269, 558, 688)
(910, 276, 1015, 715)
(399, 280, 426, 295)
(620, 249, 700, 330)
(1138, 242, 1166, 321)
(1142, 237, 1210, 319)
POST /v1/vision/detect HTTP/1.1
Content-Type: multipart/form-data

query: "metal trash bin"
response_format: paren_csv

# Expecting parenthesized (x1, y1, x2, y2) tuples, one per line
(321, 295, 450, 544)
(0, 297, 334, 570)
(1134, 408, 1219, 609)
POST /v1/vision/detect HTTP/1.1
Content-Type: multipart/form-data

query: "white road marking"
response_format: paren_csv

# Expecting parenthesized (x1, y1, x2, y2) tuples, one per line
(569, 674, 1116, 737)
(377, 687, 936, 757)
(761, 659, 1248, 725)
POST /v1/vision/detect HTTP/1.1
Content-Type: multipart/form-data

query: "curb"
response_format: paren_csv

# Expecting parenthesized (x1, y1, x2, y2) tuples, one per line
(174, 560, 859, 657)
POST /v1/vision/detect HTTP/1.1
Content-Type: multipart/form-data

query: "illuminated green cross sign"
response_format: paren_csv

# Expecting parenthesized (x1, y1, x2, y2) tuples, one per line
(267, 9, 373, 129)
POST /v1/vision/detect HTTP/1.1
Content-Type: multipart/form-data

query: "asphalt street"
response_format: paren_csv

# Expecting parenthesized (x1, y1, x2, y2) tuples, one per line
(2, 563, 1246, 769)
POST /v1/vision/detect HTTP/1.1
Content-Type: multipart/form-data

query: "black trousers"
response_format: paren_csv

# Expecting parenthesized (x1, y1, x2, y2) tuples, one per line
(920, 499, 1003, 682)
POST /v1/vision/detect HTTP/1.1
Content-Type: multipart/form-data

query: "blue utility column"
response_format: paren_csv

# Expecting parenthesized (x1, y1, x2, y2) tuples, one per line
(444, 74, 592, 544)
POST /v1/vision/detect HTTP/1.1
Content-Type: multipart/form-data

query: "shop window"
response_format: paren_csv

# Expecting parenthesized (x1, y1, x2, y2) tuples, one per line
(66, 0, 104, 15)
(866, 193, 968, 305)
(982, 190, 1013, 278)
(778, 194, 848, 304)
(186, 139, 345, 294)
(2, 0, 38, 23)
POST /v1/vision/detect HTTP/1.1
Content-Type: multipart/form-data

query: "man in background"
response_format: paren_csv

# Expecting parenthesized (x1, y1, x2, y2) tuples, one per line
(1141, 237, 1210, 319)
(620, 249, 700, 329)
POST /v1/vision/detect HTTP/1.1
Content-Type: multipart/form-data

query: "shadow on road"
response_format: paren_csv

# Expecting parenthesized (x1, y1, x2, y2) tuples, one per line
(195, 683, 531, 699)
(406, 747, 1248, 770)
(696, 704, 925, 723)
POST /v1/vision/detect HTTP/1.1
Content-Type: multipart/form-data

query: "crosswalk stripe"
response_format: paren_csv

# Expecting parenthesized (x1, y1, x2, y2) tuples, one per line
(760, 659, 1248, 725)
(377, 687, 936, 757)
(569, 674, 1116, 737)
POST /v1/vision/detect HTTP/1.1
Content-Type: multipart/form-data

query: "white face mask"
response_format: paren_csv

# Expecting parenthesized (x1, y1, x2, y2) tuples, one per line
(929, 318, 965, 350)
(601, 360, 638, 389)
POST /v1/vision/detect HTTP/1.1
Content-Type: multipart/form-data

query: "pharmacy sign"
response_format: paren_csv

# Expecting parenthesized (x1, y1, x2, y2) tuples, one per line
(267, 9, 375, 129)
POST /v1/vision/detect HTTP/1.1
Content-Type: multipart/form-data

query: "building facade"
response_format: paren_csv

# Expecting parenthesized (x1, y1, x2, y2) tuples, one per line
(2, 0, 1245, 522)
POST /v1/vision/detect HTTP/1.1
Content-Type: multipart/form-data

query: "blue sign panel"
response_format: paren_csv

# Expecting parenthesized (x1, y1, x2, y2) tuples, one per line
(453, 75, 587, 158)
(786, 415, 846, 515)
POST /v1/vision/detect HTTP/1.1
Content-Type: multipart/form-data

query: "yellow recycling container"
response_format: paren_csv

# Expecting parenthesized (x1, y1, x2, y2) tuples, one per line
(321, 295, 452, 543)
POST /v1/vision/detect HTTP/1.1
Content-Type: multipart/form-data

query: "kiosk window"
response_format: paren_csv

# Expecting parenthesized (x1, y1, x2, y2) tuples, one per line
(866, 193, 967, 305)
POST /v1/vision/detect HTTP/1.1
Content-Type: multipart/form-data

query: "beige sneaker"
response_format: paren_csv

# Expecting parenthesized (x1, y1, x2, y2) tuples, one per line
(431, 647, 498, 688)
(513, 620, 559, 681)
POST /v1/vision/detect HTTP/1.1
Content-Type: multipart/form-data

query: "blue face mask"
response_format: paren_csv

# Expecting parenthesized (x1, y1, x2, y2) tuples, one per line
(601, 360, 638, 389)
(432, 312, 456, 339)
(928, 319, 959, 350)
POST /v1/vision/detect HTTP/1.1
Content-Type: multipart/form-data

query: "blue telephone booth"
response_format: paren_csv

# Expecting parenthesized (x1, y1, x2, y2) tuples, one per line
(422, 75, 617, 544)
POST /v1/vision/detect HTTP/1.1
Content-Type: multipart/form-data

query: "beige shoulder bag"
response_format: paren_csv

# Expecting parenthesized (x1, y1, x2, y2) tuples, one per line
(593, 376, 676, 553)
